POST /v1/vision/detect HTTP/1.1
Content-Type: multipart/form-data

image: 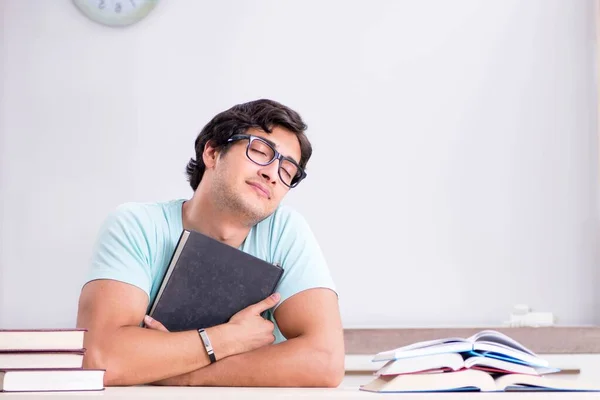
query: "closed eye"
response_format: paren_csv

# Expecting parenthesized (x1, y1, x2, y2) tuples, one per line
(250, 149, 268, 157)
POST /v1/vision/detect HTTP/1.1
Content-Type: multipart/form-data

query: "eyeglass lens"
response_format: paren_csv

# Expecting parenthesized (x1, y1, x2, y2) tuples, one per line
(247, 138, 299, 186)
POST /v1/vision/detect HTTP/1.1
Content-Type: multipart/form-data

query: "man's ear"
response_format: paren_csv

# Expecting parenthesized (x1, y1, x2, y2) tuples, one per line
(202, 140, 221, 169)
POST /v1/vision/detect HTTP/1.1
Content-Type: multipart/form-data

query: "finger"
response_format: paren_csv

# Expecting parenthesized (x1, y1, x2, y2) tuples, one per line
(247, 293, 280, 315)
(264, 319, 275, 330)
(144, 315, 169, 332)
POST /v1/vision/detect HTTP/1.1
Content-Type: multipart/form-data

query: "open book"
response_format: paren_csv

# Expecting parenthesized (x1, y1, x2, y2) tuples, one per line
(361, 369, 600, 393)
(376, 353, 558, 377)
(372, 330, 547, 367)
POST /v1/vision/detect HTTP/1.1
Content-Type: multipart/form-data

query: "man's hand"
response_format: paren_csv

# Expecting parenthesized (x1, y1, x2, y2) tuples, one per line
(225, 292, 280, 354)
(147, 292, 281, 387)
(145, 293, 281, 358)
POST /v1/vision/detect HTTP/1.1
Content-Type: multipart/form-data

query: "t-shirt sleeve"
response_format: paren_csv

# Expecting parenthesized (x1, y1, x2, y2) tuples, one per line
(83, 204, 153, 299)
(271, 207, 337, 310)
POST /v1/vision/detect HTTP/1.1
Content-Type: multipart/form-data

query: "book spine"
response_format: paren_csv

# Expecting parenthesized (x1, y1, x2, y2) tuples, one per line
(147, 230, 189, 320)
(269, 264, 284, 295)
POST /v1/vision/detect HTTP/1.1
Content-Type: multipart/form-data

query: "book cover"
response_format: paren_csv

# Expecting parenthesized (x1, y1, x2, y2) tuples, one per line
(147, 229, 284, 332)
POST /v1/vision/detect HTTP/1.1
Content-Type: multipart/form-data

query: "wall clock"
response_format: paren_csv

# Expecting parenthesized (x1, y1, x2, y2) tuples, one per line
(73, 0, 159, 27)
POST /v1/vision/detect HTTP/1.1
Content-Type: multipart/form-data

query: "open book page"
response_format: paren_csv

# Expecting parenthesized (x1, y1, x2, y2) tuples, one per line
(360, 369, 497, 393)
(464, 356, 558, 375)
(372, 330, 549, 366)
(473, 342, 548, 367)
(466, 330, 548, 366)
(361, 369, 600, 393)
(375, 353, 558, 377)
(382, 337, 468, 353)
(494, 374, 600, 392)
(467, 330, 535, 355)
(376, 353, 464, 376)
(372, 341, 472, 362)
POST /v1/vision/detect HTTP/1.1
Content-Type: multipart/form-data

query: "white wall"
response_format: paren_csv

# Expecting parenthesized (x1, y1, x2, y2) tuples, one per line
(0, 0, 598, 329)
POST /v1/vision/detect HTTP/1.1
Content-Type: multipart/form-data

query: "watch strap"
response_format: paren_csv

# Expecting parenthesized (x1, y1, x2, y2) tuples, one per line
(198, 328, 216, 363)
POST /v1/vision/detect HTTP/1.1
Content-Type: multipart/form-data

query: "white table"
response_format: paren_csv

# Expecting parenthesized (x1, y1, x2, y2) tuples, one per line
(3, 385, 600, 399)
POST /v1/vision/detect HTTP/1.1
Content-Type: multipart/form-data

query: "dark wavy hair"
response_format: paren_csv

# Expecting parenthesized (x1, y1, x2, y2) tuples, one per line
(185, 99, 312, 191)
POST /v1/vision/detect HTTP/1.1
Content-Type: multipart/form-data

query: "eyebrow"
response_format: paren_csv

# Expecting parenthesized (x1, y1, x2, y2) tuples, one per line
(259, 136, 301, 166)
(261, 136, 278, 149)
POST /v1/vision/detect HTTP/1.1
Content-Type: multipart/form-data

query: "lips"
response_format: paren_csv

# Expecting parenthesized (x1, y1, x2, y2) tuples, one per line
(247, 181, 271, 199)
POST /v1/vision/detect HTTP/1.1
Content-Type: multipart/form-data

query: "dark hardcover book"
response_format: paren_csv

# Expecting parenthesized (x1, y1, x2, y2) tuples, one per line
(147, 229, 284, 332)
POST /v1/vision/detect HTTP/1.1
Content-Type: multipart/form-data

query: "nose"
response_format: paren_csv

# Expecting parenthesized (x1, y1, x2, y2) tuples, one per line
(258, 160, 279, 184)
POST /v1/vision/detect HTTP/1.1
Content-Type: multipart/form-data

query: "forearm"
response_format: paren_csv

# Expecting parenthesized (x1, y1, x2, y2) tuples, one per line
(156, 335, 344, 388)
(84, 324, 231, 386)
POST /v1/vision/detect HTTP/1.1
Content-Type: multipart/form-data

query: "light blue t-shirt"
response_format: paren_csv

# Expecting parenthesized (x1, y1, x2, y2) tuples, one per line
(84, 199, 336, 344)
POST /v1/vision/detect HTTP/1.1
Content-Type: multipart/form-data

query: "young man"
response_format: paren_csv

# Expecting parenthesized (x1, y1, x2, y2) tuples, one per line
(76, 99, 344, 387)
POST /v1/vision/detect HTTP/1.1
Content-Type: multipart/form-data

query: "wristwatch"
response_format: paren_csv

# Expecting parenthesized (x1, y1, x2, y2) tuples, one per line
(198, 328, 216, 363)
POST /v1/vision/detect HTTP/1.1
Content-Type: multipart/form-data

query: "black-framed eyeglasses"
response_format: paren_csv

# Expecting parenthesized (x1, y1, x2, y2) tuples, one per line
(227, 134, 307, 188)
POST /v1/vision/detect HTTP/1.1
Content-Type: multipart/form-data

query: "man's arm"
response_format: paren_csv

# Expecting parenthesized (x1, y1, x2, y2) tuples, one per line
(152, 288, 345, 387)
(77, 279, 278, 386)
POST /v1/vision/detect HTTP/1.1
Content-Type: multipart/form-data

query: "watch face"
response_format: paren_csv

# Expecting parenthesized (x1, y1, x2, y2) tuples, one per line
(73, 0, 159, 27)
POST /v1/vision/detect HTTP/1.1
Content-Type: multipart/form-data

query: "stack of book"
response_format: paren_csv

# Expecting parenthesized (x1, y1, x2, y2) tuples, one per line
(0, 329, 105, 393)
(360, 330, 599, 393)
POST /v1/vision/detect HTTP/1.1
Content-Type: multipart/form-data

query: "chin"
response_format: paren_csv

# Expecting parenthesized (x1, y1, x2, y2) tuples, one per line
(238, 200, 274, 224)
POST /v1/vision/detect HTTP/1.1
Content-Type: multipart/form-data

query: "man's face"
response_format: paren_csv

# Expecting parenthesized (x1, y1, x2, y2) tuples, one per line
(209, 126, 302, 225)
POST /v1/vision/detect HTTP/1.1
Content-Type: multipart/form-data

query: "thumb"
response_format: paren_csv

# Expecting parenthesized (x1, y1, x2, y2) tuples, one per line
(248, 293, 280, 315)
